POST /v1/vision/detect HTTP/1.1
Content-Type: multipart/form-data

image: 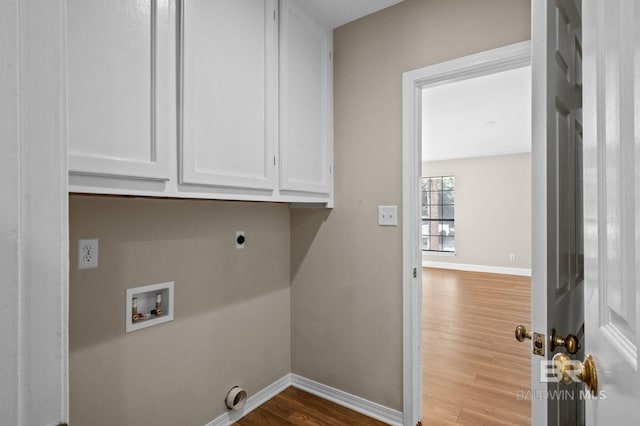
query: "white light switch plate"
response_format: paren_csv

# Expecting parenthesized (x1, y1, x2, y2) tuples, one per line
(378, 205, 398, 226)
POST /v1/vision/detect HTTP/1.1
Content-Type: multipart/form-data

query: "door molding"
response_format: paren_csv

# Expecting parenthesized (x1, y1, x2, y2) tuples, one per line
(401, 41, 531, 425)
(0, 0, 69, 424)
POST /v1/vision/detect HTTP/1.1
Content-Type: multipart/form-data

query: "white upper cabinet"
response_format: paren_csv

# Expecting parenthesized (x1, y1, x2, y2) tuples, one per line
(279, 0, 333, 196)
(67, 0, 171, 181)
(180, 0, 278, 191)
(66, 0, 333, 205)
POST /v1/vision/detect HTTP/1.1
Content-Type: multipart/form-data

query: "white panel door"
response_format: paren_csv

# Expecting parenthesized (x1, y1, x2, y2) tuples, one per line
(583, 0, 640, 423)
(279, 0, 332, 195)
(180, 0, 277, 190)
(67, 0, 171, 181)
(532, 0, 584, 424)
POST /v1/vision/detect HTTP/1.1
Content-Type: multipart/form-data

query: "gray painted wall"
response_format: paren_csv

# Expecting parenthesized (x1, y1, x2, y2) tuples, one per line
(69, 196, 290, 426)
(291, 0, 531, 411)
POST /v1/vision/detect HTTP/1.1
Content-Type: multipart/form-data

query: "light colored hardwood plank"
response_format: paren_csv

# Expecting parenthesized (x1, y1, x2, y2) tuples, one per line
(421, 410, 461, 426)
(423, 267, 531, 425)
(423, 395, 462, 423)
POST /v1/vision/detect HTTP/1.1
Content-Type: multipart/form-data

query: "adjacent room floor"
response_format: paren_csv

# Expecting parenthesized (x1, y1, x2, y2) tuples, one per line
(422, 267, 531, 425)
(236, 267, 531, 425)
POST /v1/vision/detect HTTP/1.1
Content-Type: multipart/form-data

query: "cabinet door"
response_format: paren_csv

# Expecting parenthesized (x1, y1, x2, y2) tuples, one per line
(180, 0, 277, 190)
(279, 0, 332, 195)
(67, 0, 171, 181)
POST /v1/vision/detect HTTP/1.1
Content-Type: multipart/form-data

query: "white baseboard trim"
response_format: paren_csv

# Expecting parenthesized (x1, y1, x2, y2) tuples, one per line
(422, 260, 531, 277)
(205, 374, 292, 426)
(205, 373, 403, 426)
(290, 374, 403, 426)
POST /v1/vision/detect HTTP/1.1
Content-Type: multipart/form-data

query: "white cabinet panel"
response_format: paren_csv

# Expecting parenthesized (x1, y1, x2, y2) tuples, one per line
(279, 0, 332, 195)
(67, 0, 332, 205)
(180, 0, 277, 190)
(67, 0, 171, 180)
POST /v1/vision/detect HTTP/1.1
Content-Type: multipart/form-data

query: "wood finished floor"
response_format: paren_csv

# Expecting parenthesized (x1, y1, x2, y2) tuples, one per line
(423, 268, 531, 425)
(233, 387, 386, 425)
(235, 268, 530, 425)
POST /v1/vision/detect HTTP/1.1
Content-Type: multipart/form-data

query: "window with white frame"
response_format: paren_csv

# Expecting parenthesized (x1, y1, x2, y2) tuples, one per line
(421, 176, 455, 253)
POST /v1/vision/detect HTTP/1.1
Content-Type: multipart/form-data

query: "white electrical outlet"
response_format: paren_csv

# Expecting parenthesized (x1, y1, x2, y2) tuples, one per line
(378, 205, 398, 226)
(509, 253, 516, 262)
(78, 238, 99, 269)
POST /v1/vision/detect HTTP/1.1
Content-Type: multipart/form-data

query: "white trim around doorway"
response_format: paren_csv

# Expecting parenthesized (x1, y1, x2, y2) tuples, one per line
(1, 0, 69, 424)
(401, 41, 531, 426)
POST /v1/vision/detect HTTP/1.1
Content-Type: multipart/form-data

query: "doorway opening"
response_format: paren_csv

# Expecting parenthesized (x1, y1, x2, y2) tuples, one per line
(401, 41, 532, 426)
(420, 64, 532, 424)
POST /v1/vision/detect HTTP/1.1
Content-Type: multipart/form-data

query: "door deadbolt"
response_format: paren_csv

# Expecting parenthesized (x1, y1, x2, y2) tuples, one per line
(550, 328, 581, 354)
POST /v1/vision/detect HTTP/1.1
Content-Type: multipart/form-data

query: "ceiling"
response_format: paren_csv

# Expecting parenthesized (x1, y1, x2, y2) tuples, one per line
(421, 66, 532, 162)
(298, 0, 405, 29)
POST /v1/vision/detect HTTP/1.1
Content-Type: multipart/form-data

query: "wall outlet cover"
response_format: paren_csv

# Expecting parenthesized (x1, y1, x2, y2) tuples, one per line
(78, 238, 98, 269)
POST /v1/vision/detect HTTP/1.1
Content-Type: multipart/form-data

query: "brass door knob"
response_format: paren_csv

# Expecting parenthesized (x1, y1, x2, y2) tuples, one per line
(552, 353, 598, 395)
(515, 324, 532, 342)
(550, 328, 581, 354)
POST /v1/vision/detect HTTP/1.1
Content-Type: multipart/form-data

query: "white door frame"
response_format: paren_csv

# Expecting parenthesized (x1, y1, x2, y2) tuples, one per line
(0, 0, 69, 424)
(401, 41, 531, 425)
